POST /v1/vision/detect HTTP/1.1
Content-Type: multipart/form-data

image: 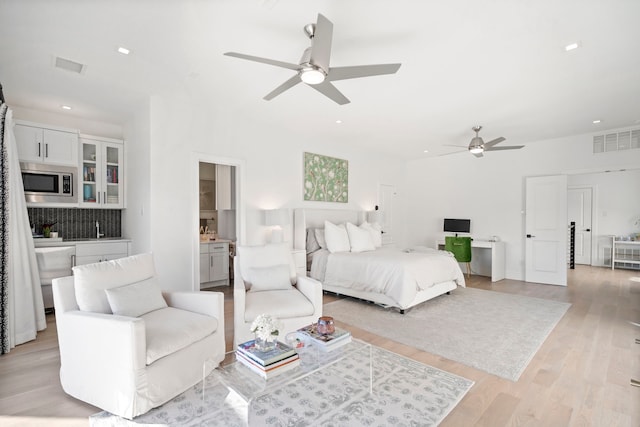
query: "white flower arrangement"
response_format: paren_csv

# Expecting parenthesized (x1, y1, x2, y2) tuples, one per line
(250, 314, 280, 341)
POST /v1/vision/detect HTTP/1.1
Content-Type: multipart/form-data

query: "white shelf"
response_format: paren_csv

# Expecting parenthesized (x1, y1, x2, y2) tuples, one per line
(611, 238, 640, 270)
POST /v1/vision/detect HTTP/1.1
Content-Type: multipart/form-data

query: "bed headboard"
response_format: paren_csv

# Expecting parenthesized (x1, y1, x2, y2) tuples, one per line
(293, 208, 366, 251)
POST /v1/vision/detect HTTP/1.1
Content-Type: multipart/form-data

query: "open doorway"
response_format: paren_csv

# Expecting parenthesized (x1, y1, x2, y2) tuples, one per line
(193, 155, 244, 291)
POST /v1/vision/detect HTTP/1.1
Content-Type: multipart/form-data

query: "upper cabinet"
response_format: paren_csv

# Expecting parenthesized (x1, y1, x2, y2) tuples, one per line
(80, 135, 124, 209)
(15, 121, 78, 166)
(216, 164, 233, 210)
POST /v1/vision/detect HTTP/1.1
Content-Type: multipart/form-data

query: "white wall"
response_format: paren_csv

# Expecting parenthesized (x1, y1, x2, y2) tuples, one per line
(11, 106, 123, 139)
(146, 93, 407, 291)
(404, 128, 640, 280)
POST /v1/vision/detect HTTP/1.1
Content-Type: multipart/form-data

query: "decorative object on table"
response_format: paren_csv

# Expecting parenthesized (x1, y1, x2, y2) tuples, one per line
(236, 339, 299, 379)
(303, 152, 348, 203)
(323, 287, 570, 381)
(89, 344, 474, 427)
(42, 221, 56, 238)
(250, 314, 280, 351)
(316, 316, 335, 335)
(297, 323, 351, 351)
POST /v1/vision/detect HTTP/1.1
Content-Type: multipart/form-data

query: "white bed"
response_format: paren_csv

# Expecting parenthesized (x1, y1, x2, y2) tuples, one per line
(293, 208, 465, 313)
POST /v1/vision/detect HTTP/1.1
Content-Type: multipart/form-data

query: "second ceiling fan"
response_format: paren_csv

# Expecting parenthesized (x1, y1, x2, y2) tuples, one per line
(224, 13, 401, 105)
(444, 126, 524, 158)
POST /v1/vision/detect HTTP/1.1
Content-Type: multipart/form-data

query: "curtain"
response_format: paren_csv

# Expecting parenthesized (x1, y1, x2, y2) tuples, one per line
(0, 103, 45, 354)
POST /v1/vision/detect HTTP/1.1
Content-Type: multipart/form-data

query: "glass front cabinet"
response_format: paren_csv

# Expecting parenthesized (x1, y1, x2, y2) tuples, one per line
(80, 135, 124, 208)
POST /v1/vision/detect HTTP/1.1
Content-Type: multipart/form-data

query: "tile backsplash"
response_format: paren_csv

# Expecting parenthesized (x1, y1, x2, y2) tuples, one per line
(28, 208, 121, 240)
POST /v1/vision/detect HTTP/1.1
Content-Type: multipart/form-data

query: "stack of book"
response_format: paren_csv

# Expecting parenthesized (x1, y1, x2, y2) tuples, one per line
(297, 324, 352, 351)
(235, 340, 300, 379)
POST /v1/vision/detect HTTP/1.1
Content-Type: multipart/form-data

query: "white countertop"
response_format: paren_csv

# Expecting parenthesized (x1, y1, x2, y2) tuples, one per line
(33, 237, 132, 247)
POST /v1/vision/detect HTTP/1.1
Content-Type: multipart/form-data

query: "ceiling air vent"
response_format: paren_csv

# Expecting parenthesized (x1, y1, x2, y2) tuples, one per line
(54, 56, 86, 74)
(593, 129, 640, 154)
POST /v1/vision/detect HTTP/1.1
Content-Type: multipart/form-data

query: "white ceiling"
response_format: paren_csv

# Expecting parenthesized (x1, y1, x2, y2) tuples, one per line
(1, 0, 639, 160)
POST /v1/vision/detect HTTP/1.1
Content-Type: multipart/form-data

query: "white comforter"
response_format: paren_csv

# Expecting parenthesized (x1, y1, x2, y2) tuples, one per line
(310, 247, 465, 308)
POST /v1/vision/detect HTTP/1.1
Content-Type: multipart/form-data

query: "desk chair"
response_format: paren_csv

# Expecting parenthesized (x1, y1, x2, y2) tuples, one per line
(445, 236, 472, 278)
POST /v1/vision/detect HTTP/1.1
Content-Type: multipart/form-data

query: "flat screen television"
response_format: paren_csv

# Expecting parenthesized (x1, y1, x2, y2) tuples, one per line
(443, 218, 471, 234)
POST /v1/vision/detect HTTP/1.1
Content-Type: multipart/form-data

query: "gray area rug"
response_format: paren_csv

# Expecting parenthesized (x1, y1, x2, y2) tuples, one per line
(90, 345, 473, 426)
(323, 287, 571, 381)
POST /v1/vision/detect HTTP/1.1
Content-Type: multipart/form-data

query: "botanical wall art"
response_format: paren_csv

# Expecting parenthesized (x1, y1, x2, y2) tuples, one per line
(303, 152, 349, 203)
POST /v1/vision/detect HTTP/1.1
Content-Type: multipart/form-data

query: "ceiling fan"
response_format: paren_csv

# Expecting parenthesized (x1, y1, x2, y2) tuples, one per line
(223, 13, 401, 105)
(443, 126, 524, 158)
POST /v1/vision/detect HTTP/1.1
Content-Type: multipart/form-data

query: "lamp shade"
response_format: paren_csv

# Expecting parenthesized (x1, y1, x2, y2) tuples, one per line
(264, 209, 290, 227)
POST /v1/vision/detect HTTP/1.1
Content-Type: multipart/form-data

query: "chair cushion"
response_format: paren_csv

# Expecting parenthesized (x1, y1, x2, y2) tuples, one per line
(141, 307, 218, 365)
(248, 264, 292, 292)
(237, 243, 296, 289)
(244, 289, 315, 323)
(73, 253, 155, 313)
(105, 277, 168, 317)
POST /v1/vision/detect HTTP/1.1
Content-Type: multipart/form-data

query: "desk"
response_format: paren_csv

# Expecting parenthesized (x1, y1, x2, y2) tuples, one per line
(437, 239, 505, 282)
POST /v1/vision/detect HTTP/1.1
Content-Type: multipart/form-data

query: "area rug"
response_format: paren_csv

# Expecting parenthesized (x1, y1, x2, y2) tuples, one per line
(323, 287, 571, 381)
(90, 345, 474, 426)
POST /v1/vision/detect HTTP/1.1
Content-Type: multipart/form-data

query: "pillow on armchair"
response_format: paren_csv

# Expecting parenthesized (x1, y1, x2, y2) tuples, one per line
(248, 264, 293, 292)
(105, 277, 168, 317)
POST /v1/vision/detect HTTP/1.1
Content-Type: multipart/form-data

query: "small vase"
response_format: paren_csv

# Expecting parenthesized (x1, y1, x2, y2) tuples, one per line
(255, 335, 277, 352)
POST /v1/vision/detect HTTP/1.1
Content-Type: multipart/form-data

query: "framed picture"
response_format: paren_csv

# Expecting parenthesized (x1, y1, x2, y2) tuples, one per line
(303, 152, 348, 203)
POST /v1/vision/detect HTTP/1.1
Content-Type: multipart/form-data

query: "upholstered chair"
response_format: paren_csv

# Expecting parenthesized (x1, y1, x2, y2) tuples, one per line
(52, 253, 225, 419)
(233, 243, 323, 347)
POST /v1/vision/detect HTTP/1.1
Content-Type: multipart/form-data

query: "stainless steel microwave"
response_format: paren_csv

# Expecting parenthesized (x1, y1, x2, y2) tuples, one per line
(20, 162, 77, 203)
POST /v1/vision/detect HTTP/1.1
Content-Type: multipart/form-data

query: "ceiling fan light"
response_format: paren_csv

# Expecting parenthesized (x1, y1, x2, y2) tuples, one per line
(469, 146, 483, 154)
(300, 68, 325, 85)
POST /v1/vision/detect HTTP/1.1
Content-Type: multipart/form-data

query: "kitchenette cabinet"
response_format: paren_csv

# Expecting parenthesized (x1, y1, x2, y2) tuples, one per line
(15, 121, 78, 166)
(75, 241, 130, 265)
(200, 241, 230, 287)
(79, 135, 124, 208)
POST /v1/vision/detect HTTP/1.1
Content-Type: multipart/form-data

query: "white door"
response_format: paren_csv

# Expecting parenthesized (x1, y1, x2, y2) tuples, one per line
(525, 175, 568, 286)
(379, 184, 396, 245)
(568, 187, 593, 265)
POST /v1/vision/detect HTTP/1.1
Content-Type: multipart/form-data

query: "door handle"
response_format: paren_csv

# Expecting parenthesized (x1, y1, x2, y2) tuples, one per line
(526, 234, 535, 238)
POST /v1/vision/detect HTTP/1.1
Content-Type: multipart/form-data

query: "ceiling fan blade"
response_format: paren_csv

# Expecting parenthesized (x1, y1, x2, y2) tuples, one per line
(309, 80, 350, 105)
(443, 144, 468, 149)
(483, 137, 506, 149)
(310, 13, 333, 71)
(328, 63, 401, 81)
(263, 74, 302, 100)
(485, 145, 524, 151)
(224, 52, 300, 71)
(438, 149, 467, 157)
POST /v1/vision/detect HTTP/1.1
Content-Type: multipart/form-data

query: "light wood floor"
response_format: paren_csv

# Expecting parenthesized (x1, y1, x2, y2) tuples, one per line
(1, 266, 638, 426)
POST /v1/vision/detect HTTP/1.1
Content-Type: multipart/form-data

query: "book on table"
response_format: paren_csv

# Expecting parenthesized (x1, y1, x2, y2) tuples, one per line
(297, 324, 352, 351)
(236, 339, 297, 367)
(236, 351, 301, 379)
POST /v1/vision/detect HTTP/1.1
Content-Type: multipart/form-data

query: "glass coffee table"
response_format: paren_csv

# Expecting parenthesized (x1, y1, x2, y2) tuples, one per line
(202, 339, 373, 426)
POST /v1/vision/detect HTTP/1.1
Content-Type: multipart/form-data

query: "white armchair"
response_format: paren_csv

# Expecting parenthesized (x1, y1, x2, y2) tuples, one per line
(52, 253, 225, 420)
(234, 243, 323, 347)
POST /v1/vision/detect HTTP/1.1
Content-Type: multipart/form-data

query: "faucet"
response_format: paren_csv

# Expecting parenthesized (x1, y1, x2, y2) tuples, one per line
(96, 221, 105, 239)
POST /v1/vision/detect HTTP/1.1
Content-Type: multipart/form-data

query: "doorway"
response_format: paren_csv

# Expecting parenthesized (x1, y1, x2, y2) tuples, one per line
(568, 187, 593, 265)
(192, 154, 244, 291)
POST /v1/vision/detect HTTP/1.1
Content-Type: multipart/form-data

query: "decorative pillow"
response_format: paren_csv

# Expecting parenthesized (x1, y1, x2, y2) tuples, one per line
(306, 228, 321, 254)
(324, 220, 351, 253)
(73, 253, 156, 313)
(105, 277, 168, 317)
(247, 264, 293, 292)
(314, 228, 327, 249)
(237, 243, 296, 290)
(346, 222, 375, 252)
(360, 221, 383, 248)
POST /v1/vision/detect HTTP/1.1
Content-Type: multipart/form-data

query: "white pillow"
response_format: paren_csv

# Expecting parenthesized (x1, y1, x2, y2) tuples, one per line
(360, 221, 383, 248)
(248, 264, 292, 292)
(73, 253, 156, 313)
(105, 278, 168, 317)
(324, 220, 351, 253)
(346, 222, 375, 253)
(237, 243, 296, 289)
(306, 228, 321, 253)
(314, 228, 327, 249)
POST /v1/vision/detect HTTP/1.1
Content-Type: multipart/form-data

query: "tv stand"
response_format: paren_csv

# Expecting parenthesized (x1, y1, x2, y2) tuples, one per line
(437, 239, 505, 282)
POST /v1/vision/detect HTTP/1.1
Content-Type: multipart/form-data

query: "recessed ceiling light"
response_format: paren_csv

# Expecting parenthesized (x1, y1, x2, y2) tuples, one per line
(61, 105, 72, 110)
(117, 46, 130, 55)
(335, 120, 342, 124)
(592, 119, 601, 124)
(565, 42, 580, 51)
(423, 149, 429, 153)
